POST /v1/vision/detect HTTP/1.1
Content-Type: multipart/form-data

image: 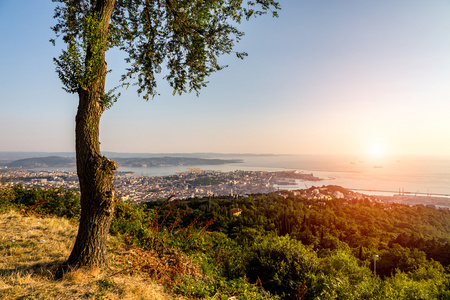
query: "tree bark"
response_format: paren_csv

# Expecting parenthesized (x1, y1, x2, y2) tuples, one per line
(65, 0, 117, 270)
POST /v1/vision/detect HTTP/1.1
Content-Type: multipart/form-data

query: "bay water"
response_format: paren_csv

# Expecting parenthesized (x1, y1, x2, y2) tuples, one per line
(118, 154, 450, 197)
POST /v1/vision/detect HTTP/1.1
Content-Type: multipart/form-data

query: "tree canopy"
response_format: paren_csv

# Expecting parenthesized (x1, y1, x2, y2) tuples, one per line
(51, 0, 280, 101)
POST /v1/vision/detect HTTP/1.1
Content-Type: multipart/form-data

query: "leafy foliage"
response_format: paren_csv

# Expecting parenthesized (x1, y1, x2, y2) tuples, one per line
(0, 185, 80, 220)
(246, 235, 319, 299)
(53, 10, 108, 93)
(51, 0, 280, 102)
(148, 187, 450, 299)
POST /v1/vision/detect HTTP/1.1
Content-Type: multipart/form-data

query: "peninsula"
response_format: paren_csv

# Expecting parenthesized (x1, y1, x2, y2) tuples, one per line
(1, 156, 243, 170)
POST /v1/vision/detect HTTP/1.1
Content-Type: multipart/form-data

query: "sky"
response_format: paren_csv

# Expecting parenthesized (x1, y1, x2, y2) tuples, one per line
(1, 1, 450, 157)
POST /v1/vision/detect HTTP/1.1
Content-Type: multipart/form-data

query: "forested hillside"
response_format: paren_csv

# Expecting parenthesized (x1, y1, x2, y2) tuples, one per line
(1, 184, 449, 299)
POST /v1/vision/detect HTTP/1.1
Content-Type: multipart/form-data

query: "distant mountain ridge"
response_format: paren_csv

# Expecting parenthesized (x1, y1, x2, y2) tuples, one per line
(114, 157, 242, 167)
(7, 156, 76, 169)
(4, 156, 243, 169)
(0, 151, 279, 161)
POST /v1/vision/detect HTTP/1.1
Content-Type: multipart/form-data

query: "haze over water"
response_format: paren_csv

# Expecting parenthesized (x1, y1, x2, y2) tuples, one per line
(117, 154, 450, 197)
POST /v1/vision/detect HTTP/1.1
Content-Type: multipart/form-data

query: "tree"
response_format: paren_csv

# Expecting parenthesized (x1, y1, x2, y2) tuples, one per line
(50, 0, 280, 271)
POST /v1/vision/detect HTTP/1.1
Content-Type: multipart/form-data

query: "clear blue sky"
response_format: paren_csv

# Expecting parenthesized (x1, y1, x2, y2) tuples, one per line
(1, 1, 450, 156)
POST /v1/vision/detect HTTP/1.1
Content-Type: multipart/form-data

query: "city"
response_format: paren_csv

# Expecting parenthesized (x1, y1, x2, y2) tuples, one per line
(0, 168, 321, 203)
(2, 168, 449, 211)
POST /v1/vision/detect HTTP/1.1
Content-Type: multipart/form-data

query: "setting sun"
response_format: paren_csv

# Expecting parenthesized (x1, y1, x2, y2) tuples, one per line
(368, 141, 387, 157)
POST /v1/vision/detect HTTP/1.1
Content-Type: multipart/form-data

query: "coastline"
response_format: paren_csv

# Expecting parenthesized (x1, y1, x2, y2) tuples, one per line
(2, 153, 450, 198)
(1, 167, 449, 208)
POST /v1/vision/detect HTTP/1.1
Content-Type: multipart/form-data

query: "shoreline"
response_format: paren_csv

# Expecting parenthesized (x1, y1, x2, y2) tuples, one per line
(1, 168, 449, 209)
(2, 154, 450, 202)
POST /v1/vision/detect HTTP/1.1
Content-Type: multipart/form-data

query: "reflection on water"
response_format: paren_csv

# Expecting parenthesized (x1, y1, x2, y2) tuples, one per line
(117, 154, 450, 196)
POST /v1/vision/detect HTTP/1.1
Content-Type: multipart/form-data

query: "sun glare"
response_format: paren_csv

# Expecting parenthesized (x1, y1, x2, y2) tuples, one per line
(368, 141, 386, 158)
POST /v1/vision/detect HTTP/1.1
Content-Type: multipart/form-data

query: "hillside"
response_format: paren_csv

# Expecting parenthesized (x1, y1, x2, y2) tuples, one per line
(7, 156, 76, 169)
(1, 184, 449, 299)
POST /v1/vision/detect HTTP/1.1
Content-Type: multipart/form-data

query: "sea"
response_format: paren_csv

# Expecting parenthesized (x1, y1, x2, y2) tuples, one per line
(116, 154, 450, 197)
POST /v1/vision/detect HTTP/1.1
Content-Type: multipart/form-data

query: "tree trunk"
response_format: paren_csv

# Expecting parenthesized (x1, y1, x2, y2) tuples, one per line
(67, 88, 117, 269)
(65, 0, 116, 270)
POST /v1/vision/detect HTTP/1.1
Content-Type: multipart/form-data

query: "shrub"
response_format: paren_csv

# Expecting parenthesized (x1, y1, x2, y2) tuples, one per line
(317, 250, 379, 299)
(246, 234, 319, 299)
(174, 276, 280, 300)
(36, 188, 80, 220)
(380, 270, 450, 300)
(0, 185, 15, 212)
(0, 185, 81, 220)
(110, 199, 151, 236)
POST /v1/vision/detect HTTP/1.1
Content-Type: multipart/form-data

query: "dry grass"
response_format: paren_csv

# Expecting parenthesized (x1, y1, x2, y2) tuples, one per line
(0, 210, 192, 299)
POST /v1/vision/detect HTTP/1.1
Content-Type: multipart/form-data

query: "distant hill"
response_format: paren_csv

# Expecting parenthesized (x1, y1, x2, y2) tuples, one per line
(0, 152, 75, 160)
(6, 156, 243, 169)
(0, 151, 277, 161)
(114, 157, 243, 167)
(0, 160, 11, 168)
(8, 156, 76, 169)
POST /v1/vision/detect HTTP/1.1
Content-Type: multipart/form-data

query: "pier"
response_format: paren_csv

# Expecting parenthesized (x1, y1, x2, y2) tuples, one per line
(350, 189, 450, 198)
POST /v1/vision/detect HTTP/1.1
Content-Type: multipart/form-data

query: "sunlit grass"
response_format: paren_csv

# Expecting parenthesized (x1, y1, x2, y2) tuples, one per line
(0, 210, 188, 299)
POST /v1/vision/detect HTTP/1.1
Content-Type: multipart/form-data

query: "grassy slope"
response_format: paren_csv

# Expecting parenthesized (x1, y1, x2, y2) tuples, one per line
(0, 210, 188, 300)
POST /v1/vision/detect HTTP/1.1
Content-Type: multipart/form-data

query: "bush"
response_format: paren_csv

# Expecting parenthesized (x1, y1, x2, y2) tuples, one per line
(0, 185, 81, 220)
(317, 250, 379, 299)
(0, 185, 15, 212)
(174, 276, 280, 300)
(36, 188, 80, 219)
(246, 234, 319, 299)
(110, 199, 151, 236)
(380, 270, 450, 300)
